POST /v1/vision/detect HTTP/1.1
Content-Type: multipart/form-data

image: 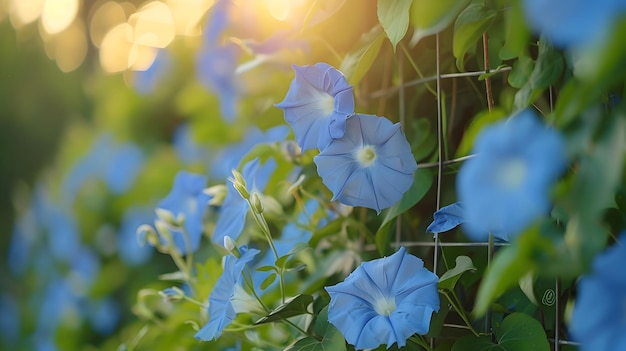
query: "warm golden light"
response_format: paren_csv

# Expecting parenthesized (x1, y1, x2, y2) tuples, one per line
(266, 0, 292, 21)
(128, 1, 175, 48)
(8, 0, 45, 27)
(53, 20, 88, 72)
(41, 0, 79, 35)
(165, 0, 213, 36)
(89, 1, 127, 47)
(128, 43, 157, 71)
(100, 22, 134, 73)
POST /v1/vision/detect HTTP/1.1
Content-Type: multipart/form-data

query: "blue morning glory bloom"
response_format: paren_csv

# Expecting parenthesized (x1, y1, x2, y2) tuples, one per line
(87, 297, 120, 335)
(117, 206, 154, 266)
(325, 247, 440, 350)
(276, 63, 354, 151)
(0, 294, 20, 347)
(426, 202, 465, 235)
(522, 0, 624, 48)
(314, 114, 417, 213)
(212, 158, 277, 246)
(456, 110, 566, 241)
(570, 234, 626, 351)
(195, 245, 260, 341)
(157, 171, 212, 254)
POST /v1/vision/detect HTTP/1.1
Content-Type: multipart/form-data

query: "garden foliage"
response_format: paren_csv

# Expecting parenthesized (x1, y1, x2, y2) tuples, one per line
(4, 0, 626, 350)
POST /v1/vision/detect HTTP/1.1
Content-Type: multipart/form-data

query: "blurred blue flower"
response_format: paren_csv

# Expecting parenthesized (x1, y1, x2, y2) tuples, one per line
(195, 245, 260, 341)
(8, 206, 38, 276)
(157, 171, 212, 254)
(325, 247, 440, 350)
(0, 294, 20, 347)
(173, 123, 210, 165)
(276, 63, 354, 151)
(456, 110, 566, 241)
(118, 206, 154, 266)
(133, 49, 171, 95)
(212, 158, 277, 246)
(210, 125, 289, 180)
(522, 0, 624, 48)
(104, 143, 145, 194)
(197, 43, 241, 121)
(570, 234, 626, 351)
(314, 114, 417, 213)
(87, 298, 120, 335)
(69, 247, 101, 293)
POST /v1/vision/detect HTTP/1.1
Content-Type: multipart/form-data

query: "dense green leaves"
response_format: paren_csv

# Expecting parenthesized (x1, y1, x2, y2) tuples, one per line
(340, 26, 386, 85)
(285, 307, 346, 351)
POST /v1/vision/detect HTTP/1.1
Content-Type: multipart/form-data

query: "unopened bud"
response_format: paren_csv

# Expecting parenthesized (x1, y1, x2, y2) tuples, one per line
(155, 208, 182, 227)
(251, 192, 264, 213)
(205, 184, 227, 206)
(223, 236, 241, 258)
(159, 286, 185, 302)
(232, 180, 250, 200)
(137, 224, 159, 247)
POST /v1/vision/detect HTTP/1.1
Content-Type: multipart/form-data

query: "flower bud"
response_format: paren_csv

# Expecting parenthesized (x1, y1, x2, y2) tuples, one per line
(251, 192, 264, 213)
(223, 236, 241, 258)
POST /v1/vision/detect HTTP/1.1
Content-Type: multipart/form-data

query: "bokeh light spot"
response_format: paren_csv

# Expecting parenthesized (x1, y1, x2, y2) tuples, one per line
(129, 1, 175, 48)
(53, 20, 88, 72)
(41, 0, 79, 35)
(100, 22, 134, 73)
(89, 1, 127, 48)
(165, 0, 212, 36)
(8, 0, 45, 28)
(266, 0, 291, 21)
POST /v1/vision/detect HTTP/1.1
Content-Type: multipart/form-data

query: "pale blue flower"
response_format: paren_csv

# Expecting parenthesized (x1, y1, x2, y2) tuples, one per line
(87, 298, 120, 335)
(117, 206, 154, 266)
(456, 110, 566, 241)
(173, 123, 209, 165)
(570, 234, 626, 351)
(103, 143, 145, 194)
(157, 171, 212, 254)
(133, 49, 171, 95)
(276, 63, 354, 151)
(314, 114, 417, 213)
(212, 158, 276, 246)
(325, 247, 440, 350)
(522, 0, 624, 48)
(195, 245, 260, 341)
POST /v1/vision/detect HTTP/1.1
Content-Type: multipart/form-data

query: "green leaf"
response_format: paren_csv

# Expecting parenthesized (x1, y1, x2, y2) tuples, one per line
(260, 273, 277, 290)
(452, 313, 549, 351)
(409, 0, 470, 46)
(255, 294, 314, 324)
(377, 0, 413, 50)
(473, 226, 553, 317)
(340, 26, 386, 85)
(410, 118, 437, 161)
(507, 56, 534, 89)
(529, 38, 564, 90)
(375, 168, 433, 255)
(439, 256, 476, 291)
(286, 306, 346, 351)
(453, 4, 497, 71)
(499, 3, 529, 60)
(495, 313, 550, 351)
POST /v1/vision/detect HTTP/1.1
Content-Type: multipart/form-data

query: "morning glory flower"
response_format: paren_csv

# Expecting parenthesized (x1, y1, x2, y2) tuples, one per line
(157, 171, 212, 254)
(172, 123, 209, 165)
(325, 247, 440, 350)
(456, 110, 566, 241)
(212, 158, 277, 246)
(314, 113, 417, 213)
(522, 0, 624, 48)
(276, 63, 354, 151)
(133, 49, 171, 95)
(195, 245, 260, 341)
(426, 202, 465, 235)
(103, 143, 145, 194)
(570, 234, 626, 351)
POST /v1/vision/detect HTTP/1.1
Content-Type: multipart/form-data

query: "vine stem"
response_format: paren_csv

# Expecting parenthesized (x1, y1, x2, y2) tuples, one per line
(483, 33, 494, 112)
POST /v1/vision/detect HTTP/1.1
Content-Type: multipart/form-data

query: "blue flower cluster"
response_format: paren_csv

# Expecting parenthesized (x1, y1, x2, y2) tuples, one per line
(277, 63, 417, 213)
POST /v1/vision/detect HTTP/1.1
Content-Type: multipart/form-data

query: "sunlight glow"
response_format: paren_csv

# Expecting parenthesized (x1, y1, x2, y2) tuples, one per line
(266, 0, 291, 21)
(41, 0, 79, 35)
(8, 0, 45, 27)
(100, 23, 134, 73)
(128, 1, 175, 48)
(89, 1, 127, 48)
(165, 0, 213, 36)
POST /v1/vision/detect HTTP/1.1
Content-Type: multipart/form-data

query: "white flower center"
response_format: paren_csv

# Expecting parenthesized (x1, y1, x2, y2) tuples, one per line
(319, 93, 334, 115)
(495, 158, 527, 189)
(373, 296, 396, 316)
(356, 146, 377, 167)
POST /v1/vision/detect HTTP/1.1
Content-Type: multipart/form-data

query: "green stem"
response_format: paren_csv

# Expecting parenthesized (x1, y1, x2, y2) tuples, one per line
(440, 289, 480, 337)
(399, 42, 437, 96)
(409, 335, 434, 351)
